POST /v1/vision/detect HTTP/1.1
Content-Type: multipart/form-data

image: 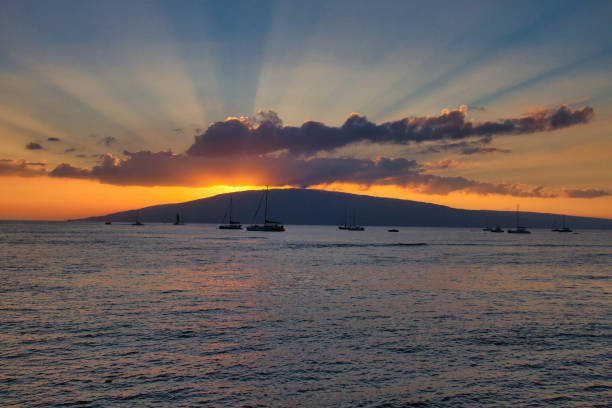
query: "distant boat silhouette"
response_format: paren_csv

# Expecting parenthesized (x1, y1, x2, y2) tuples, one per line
(388, 228, 399, 232)
(132, 210, 144, 226)
(553, 215, 572, 232)
(507, 205, 530, 234)
(173, 211, 184, 225)
(338, 204, 349, 230)
(339, 205, 364, 231)
(246, 187, 285, 232)
(105, 221, 112, 225)
(482, 217, 492, 231)
(347, 209, 364, 231)
(490, 225, 503, 233)
(219, 195, 242, 229)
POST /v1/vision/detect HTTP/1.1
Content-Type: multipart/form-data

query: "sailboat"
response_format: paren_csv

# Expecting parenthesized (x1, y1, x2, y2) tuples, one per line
(553, 215, 572, 232)
(219, 195, 242, 229)
(132, 210, 144, 226)
(507, 205, 530, 234)
(482, 217, 492, 231)
(173, 211, 184, 225)
(338, 205, 349, 230)
(338, 204, 364, 230)
(246, 187, 285, 231)
(347, 209, 364, 231)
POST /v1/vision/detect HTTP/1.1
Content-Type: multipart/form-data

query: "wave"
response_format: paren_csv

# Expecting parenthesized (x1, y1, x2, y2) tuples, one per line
(287, 242, 427, 249)
(432, 243, 610, 248)
(565, 275, 610, 280)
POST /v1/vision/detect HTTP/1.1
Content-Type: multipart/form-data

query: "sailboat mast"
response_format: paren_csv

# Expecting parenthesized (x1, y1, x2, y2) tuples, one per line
(562, 215, 565, 228)
(516, 204, 519, 227)
(229, 196, 233, 221)
(264, 186, 269, 221)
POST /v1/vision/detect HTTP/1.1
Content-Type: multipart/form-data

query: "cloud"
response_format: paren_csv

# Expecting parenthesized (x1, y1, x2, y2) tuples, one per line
(48, 149, 559, 198)
(25, 142, 43, 150)
(47, 137, 61, 142)
(64, 148, 77, 153)
(402, 176, 556, 198)
(424, 159, 463, 170)
(0, 159, 47, 177)
(49, 163, 90, 178)
(419, 136, 512, 155)
(100, 136, 116, 146)
(172, 128, 183, 133)
(564, 188, 611, 198)
(187, 105, 594, 157)
(9, 104, 604, 201)
(471, 146, 512, 154)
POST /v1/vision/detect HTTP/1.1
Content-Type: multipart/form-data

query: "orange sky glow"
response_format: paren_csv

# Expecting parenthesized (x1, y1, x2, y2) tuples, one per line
(1, 177, 610, 221)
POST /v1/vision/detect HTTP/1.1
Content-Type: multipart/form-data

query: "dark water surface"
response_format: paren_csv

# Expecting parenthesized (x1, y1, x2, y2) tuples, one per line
(1, 222, 610, 407)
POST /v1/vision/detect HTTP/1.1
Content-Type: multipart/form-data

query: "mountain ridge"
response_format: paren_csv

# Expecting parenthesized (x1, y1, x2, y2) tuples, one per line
(79, 188, 612, 229)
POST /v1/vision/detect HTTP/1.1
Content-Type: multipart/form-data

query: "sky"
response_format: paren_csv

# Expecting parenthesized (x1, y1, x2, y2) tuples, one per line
(1, 0, 611, 220)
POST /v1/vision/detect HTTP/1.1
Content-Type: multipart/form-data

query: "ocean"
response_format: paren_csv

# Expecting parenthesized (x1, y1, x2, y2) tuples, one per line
(1, 222, 610, 407)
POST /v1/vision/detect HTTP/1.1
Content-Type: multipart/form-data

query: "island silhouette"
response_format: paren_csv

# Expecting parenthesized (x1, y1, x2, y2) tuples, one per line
(82, 188, 612, 229)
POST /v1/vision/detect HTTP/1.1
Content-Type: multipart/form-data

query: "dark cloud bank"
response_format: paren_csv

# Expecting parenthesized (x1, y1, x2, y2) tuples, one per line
(187, 105, 593, 157)
(8, 105, 609, 199)
(25, 142, 43, 150)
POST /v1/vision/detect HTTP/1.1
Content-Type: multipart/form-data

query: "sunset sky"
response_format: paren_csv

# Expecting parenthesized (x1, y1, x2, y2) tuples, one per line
(1, 0, 611, 220)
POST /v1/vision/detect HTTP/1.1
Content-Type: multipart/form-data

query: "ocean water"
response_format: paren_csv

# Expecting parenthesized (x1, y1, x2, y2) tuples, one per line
(0, 222, 610, 407)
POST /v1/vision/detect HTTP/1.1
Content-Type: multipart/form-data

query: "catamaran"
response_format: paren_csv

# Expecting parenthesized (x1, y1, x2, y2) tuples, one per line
(246, 187, 285, 232)
(219, 195, 242, 229)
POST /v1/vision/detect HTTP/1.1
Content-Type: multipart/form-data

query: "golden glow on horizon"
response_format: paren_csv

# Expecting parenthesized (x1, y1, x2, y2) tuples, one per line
(1, 177, 611, 221)
(0, 177, 261, 220)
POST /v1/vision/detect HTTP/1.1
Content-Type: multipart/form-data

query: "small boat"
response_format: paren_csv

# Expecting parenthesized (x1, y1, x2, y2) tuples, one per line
(132, 210, 144, 226)
(219, 195, 242, 229)
(552, 215, 572, 232)
(508, 226, 530, 234)
(507, 205, 530, 234)
(490, 225, 503, 233)
(388, 229, 399, 232)
(482, 217, 492, 231)
(105, 221, 112, 225)
(132, 213, 144, 225)
(173, 212, 184, 225)
(246, 186, 285, 232)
